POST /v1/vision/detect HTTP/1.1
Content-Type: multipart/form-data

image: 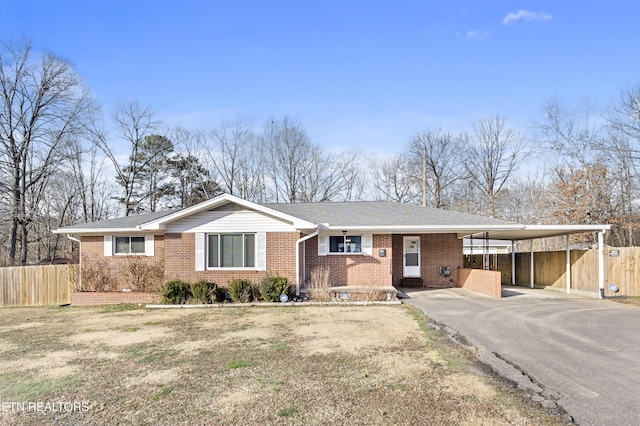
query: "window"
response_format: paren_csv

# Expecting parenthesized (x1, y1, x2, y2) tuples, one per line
(207, 233, 255, 268)
(114, 236, 146, 254)
(329, 235, 362, 253)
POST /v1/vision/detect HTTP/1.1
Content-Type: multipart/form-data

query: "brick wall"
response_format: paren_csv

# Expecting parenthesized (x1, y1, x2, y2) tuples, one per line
(392, 234, 463, 287)
(80, 235, 164, 291)
(71, 291, 158, 306)
(163, 232, 300, 287)
(304, 235, 393, 286)
(459, 268, 502, 298)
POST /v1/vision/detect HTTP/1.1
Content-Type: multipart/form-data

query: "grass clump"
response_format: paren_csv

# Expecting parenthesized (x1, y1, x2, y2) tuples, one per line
(277, 407, 299, 417)
(227, 359, 254, 369)
(150, 386, 172, 400)
(0, 373, 80, 400)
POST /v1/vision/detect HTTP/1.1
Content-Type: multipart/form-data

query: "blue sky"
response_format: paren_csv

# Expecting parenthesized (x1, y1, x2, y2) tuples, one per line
(2, 1, 639, 154)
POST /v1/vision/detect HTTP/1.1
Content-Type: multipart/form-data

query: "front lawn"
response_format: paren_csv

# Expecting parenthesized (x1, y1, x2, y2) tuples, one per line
(0, 304, 569, 425)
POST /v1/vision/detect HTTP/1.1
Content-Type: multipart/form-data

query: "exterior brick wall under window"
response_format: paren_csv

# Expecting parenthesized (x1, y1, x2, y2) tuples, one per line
(79, 232, 463, 291)
(304, 235, 393, 287)
(80, 235, 164, 292)
(162, 232, 301, 287)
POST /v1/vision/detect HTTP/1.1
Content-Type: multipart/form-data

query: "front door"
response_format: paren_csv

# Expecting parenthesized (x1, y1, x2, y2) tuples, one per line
(403, 236, 421, 277)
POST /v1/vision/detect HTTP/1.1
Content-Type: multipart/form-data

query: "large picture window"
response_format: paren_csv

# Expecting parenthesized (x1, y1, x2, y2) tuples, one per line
(207, 233, 255, 268)
(329, 235, 362, 253)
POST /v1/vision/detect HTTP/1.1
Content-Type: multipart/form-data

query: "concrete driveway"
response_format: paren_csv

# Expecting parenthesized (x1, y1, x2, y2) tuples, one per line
(403, 287, 640, 425)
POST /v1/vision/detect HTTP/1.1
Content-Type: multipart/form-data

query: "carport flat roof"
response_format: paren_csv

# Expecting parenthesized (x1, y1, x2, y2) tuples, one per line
(463, 224, 611, 241)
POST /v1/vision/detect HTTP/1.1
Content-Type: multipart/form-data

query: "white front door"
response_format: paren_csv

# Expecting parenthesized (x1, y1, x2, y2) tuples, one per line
(403, 236, 421, 277)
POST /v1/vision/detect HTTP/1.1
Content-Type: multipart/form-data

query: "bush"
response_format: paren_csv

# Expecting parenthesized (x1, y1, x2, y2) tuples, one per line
(229, 279, 254, 303)
(161, 280, 192, 304)
(191, 280, 225, 304)
(259, 276, 292, 302)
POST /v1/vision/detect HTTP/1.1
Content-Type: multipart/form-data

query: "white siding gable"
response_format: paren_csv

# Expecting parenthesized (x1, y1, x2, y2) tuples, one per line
(166, 209, 297, 233)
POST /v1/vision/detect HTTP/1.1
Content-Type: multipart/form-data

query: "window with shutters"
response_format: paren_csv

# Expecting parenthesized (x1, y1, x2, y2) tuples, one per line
(114, 236, 146, 254)
(329, 235, 362, 253)
(207, 233, 256, 268)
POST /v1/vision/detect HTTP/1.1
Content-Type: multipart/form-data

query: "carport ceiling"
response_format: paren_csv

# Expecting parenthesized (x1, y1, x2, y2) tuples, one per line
(464, 224, 611, 241)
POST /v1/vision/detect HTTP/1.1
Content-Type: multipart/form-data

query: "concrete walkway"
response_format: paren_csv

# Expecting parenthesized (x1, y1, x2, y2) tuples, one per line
(402, 286, 640, 425)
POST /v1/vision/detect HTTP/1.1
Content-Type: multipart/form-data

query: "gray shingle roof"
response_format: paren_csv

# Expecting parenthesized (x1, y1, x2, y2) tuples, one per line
(59, 209, 180, 230)
(263, 201, 514, 227)
(57, 200, 513, 232)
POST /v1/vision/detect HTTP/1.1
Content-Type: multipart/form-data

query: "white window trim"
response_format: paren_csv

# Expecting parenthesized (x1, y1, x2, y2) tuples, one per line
(328, 234, 364, 255)
(109, 235, 154, 256)
(318, 234, 373, 256)
(205, 232, 259, 270)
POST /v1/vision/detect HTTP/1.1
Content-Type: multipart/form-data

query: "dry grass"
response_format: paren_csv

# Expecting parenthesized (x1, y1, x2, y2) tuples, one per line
(610, 296, 640, 307)
(0, 304, 570, 425)
(307, 266, 332, 301)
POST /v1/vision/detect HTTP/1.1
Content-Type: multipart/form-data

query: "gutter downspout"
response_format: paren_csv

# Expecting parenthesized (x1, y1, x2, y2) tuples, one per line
(67, 235, 81, 290)
(598, 229, 606, 299)
(296, 229, 319, 297)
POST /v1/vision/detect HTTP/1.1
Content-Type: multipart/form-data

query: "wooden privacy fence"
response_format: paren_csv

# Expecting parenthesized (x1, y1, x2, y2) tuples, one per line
(466, 247, 640, 297)
(0, 265, 76, 307)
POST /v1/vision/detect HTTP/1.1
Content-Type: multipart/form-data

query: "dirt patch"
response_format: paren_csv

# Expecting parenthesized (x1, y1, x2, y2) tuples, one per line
(69, 327, 171, 347)
(292, 306, 420, 355)
(0, 305, 571, 425)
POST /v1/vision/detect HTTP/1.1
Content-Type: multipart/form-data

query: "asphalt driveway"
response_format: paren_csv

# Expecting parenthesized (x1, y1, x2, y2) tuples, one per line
(403, 287, 640, 425)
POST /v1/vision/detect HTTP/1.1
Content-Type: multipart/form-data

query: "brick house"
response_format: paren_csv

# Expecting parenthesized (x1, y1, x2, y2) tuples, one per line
(53, 193, 610, 298)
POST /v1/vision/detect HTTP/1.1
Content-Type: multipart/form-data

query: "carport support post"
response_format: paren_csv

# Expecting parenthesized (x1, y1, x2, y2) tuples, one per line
(530, 239, 534, 289)
(598, 230, 605, 299)
(566, 235, 571, 294)
(511, 241, 516, 285)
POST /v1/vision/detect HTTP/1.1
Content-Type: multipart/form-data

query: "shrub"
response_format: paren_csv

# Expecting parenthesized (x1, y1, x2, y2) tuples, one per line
(122, 256, 164, 292)
(259, 276, 292, 302)
(229, 279, 254, 303)
(81, 255, 115, 291)
(191, 280, 225, 304)
(211, 284, 227, 303)
(191, 280, 213, 304)
(161, 280, 192, 304)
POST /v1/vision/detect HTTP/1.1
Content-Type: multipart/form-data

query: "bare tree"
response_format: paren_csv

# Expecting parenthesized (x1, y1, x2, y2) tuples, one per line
(262, 117, 361, 203)
(462, 116, 527, 218)
(334, 151, 366, 201)
(408, 129, 462, 208)
(601, 86, 640, 245)
(0, 39, 91, 264)
(206, 118, 265, 201)
(167, 126, 221, 207)
(262, 117, 310, 202)
(608, 85, 640, 146)
(63, 136, 115, 223)
(536, 96, 602, 169)
(369, 154, 420, 203)
(90, 101, 160, 215)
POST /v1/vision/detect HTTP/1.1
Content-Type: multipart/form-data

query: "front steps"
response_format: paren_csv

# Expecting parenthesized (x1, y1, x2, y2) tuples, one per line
(400, 278, 424, 288)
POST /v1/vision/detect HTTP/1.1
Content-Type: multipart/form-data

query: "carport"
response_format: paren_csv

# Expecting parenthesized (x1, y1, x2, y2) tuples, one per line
(462, 224, 611, 298)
